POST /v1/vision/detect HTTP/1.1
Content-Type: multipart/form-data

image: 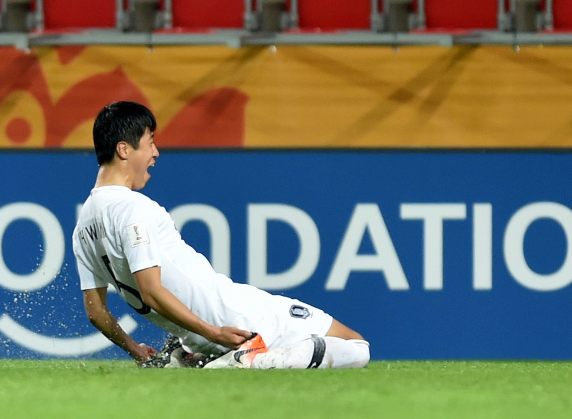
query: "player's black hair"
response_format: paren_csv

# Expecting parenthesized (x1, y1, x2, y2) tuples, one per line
(93, 101, 157, 165)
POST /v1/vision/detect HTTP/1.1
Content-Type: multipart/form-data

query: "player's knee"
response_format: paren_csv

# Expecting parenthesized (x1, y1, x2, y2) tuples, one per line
(351, 339, 370, 368)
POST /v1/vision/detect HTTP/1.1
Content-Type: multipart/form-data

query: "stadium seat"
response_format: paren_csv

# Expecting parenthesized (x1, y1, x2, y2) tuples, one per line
(295, 0, 371, 31)
(169, 0, 244, 29)
(420, 0, 499, 32)
(41, 0, 119, 31)
(552, 0, 572, 30)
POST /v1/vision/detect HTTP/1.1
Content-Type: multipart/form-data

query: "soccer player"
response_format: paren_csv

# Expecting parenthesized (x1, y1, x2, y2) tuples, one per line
(72, 101, 370, 369)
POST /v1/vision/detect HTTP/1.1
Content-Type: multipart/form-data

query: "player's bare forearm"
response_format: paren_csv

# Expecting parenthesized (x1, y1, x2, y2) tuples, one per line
(134, 267, 251, 348)
(91, 310, 147, 360)
(83, 288, 155, 361)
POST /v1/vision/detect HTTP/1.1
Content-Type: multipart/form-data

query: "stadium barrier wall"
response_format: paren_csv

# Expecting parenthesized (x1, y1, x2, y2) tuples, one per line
(1, 45, 572, 149)
(1, 150, 572, 360)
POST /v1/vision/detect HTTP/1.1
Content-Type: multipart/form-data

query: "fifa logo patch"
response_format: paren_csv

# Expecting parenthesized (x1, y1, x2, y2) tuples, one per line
(126, 222, 150, 247)
(289, 305, 310, 319)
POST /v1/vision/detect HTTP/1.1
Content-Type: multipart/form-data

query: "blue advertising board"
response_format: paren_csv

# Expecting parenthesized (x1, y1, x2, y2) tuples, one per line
(1, 150, 572, 360)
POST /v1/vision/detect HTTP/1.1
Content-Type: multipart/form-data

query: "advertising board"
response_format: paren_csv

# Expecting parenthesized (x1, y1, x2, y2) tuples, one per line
(1, 150, 571, 360)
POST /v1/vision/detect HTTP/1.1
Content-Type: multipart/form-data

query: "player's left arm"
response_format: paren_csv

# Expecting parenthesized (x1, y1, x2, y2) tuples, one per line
(83, 287, 157, 362)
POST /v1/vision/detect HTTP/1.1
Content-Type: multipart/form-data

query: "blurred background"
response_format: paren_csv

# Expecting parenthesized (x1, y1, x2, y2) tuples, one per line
(1, 0, 572, 361)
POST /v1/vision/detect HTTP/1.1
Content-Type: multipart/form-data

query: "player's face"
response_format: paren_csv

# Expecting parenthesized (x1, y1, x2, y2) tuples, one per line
(130, 129, 159, 190)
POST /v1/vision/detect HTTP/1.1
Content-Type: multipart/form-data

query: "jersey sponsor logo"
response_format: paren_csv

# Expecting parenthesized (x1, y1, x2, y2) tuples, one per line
(289, 305, 310, 319)
(126, 223, 150, 247)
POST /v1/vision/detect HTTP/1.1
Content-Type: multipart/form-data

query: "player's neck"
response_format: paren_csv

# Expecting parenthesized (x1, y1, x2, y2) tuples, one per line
(94, 163, 133, 190)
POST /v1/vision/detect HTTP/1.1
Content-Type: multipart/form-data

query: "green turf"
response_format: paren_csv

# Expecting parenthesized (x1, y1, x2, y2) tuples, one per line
(1, 360, 571, 419)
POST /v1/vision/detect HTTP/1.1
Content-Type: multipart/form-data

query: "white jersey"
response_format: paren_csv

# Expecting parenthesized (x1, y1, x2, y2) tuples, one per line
(72, 186, 332, 354)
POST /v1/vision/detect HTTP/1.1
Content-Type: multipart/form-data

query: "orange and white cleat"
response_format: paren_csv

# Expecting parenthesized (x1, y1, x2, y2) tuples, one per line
(203, 333, 268, 369)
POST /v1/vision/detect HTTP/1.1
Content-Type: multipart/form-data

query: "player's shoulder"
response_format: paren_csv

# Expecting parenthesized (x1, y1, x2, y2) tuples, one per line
(86, 187, 161, 222)
(110, 189, 161, 218)
(127, 190, 160, 208)
(100, 187, 154, 206)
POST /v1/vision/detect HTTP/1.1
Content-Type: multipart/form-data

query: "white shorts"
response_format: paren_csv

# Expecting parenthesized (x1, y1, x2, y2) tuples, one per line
(254, 295, 334, 349)
(178, 290, 333, 355)
(180, 295, 333, 354)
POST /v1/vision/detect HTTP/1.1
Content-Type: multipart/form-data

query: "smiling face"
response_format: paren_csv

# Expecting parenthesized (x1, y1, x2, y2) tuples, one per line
(128, 128, 159, 190)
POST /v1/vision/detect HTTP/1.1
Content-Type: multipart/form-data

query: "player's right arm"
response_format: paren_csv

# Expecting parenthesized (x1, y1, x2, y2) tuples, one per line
(74, 233, 157, 363)
(83, 287, 156, 362)
(134, 266, 251, 349)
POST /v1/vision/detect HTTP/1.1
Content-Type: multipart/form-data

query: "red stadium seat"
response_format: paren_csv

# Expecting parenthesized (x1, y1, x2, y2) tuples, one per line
(296, 0, 371, 31)
(170, 0, 244, 29)
(552, 0, 572, 30)
(42, 0, 118, 30)
(422, 0, 499, 31)
(289, 1, 421, 32)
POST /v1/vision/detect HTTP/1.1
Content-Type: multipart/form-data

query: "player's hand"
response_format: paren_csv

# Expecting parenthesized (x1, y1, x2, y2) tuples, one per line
(140, 343, 159, 357)
(134, 343, 158, 364)
(212, 326, 252, 349)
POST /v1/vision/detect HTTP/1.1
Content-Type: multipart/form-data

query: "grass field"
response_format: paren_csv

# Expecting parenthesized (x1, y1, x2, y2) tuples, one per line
(1, 360, 571, 419)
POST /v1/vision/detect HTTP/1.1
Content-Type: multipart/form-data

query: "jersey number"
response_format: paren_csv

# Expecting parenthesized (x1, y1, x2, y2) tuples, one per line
(102, 255, 151, 315)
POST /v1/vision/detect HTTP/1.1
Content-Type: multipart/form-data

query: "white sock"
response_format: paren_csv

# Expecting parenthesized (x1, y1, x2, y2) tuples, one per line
(250, 337, 370, 369)
(318, 337, 370, 369)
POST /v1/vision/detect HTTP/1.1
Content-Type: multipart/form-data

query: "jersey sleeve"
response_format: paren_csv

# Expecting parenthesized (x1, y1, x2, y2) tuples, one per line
(77, 258, 108, 290)
(117, 198, 162, 273)
(73, 228, 109, 290)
